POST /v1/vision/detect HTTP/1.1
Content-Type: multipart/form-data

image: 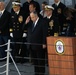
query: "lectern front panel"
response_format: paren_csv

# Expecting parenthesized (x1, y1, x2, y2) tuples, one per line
(47, 37, 76, 75)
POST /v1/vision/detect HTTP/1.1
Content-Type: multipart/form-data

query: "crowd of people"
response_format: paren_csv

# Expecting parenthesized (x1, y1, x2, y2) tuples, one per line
(0, 0, 76, 75)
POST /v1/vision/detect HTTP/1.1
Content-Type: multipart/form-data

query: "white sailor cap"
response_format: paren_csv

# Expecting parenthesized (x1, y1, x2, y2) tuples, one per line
(12, 1, 21, 7)
(45, 5, 54, 10)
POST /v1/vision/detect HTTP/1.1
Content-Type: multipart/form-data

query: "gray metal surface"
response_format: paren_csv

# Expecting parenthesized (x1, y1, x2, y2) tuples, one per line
(0, 61, 49, 75)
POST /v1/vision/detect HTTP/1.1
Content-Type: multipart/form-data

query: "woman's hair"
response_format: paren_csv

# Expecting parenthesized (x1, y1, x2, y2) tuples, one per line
(63, 7, 76, 18)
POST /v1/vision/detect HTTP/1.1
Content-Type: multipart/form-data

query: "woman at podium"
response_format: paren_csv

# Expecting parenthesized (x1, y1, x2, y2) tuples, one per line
(63, 7, 76, 37)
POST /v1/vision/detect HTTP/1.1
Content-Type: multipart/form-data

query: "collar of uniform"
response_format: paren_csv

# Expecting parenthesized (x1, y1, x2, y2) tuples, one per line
(15, 10, 20, 15)
(0, 9, 5, 14)
(40, 10, 43, 15)
(47, 15, 52, 19)
(55, 1, 60, 6)
(40, 10, 46, 18)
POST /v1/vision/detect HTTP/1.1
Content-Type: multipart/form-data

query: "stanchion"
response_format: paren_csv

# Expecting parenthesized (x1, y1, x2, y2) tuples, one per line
(6, 39, 11, 75)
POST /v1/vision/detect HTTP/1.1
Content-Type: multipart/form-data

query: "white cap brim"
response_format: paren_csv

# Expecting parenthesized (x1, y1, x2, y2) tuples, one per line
(12, 2, 21, 6)
(45, 5, 54, 10)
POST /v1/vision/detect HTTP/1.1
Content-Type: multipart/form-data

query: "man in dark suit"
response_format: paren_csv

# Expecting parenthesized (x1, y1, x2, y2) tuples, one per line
(29, 2, 42, 18)
(0, 2, 10, 58)
(40, 1, 48, 18)
(9, 1, 27, 63)
(52, 0, 66, 36)
(44, 5, 59, 36)
(23, 0, 40, 17)
(25, 11, 48, 75)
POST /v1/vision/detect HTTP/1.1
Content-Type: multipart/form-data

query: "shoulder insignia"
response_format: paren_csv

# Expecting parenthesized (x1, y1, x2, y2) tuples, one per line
(49, 20, 54, 29)
(58, 8, 62, 14)
(18, 16, 23, 23)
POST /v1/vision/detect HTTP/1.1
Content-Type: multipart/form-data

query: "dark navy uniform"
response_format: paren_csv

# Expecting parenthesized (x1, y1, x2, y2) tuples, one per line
(44, 5, 59, 66)
(44, 5, 59, 36)
(9, 1, 27, 63)
(10, 9, 26, 38)
(52, 2, 66, 35)
(45, 16, 59, 36)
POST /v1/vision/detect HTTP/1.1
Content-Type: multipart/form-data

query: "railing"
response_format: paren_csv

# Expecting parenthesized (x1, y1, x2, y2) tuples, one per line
(0, 40, 49, 75)
(0, 38, 76, 75)
(0, 40, 21, 75)
(0, 42, 8, 75)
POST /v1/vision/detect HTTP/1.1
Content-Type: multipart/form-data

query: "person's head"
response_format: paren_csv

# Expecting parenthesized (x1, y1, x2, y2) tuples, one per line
(30, 11, 38, 22)
(29, 3, 36, 13)
(54, 0, 60, 3)
(45, 5, 54, 17)
(12, 1, 21, 12)
(0, 2, 5, 11)
(41, 1, 48, 10)
(64, 7, 74, 19)
(27, 0, 31, 3)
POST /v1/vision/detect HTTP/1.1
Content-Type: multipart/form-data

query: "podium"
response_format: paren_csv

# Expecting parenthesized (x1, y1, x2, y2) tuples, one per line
(47, 37, 76, 75)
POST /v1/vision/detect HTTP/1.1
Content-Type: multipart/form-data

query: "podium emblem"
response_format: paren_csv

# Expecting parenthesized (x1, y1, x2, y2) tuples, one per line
(55, 40, 64, 54)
